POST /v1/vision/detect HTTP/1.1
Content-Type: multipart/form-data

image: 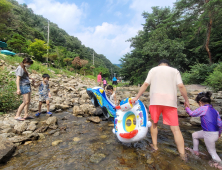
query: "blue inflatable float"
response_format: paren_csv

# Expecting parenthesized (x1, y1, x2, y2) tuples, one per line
(87, 87, 151, 143)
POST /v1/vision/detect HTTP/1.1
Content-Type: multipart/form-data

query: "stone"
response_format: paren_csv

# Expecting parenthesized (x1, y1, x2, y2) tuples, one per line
(38, 133, 45, 140)
(73, 137, 81, 142)
(82, 94, 89, 100)
(80, 104, 90, 114)
(73, 106, 81, 115)
(53, 131, 60, 137)
(46, 116, 57, 125)
(34, 126, 49, 133)
(87, 116, 101, 123)
(108, 124, 114, 127)
(0, 141, 16, 163)
(90, 153, 106, 163)
(27, 122, 37, 131)
(48, 130, 57, 135)
(9, 133, 39, 143)
(190, 117, 201, 126)
(55, 104, 69, 110)
(147, 157, 154, 164)
(22, 131, 33, 136)
(178, 110, 189, 117)
(14, 122, 28, 133)
(89, 108, 97, 115)
(1, 128, 13, 133)
(182, 122, 192, 127)
(123, 92, 131, 99)
(93, 107, 103, 116)
(24, 141, 33, 145)
(52, 140, 63, 146)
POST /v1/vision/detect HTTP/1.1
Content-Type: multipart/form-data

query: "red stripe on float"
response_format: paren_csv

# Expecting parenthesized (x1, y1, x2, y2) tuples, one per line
(119, 130, 138, 139)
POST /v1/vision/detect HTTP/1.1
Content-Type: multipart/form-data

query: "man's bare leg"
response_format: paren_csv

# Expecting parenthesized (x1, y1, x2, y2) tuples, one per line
(170, 126, 186, 160)
(150, 121, 158, 150)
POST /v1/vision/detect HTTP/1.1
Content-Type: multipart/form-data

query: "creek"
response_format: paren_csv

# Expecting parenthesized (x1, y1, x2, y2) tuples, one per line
(0, 107, 220, 170)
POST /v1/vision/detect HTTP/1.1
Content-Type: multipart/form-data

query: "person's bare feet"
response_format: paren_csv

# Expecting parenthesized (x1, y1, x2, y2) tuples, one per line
(150, 144, 158, 151)
(185, 147, 199, 156)
(180, 153, 188, 161)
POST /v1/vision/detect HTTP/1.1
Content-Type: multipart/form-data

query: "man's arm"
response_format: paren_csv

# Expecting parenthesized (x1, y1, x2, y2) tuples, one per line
(178, 83, 190, 108)
(131, 82, 149, 103)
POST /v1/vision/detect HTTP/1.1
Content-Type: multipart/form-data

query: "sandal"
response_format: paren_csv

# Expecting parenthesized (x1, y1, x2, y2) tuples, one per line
(35, 112, 41, 117)
(14, 117, 25, 121)
(47, 112, 52, 116)
(24, 116, 34, 119)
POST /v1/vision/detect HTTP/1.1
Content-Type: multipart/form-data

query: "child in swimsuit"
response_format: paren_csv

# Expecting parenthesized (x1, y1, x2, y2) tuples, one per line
(106, 85, 117, 105)
(185, 91, 222, 167)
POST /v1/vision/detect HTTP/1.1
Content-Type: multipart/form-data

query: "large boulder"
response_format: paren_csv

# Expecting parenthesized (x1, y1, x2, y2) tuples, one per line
(73, 106, 82, 115)
(27, 122, 37, 131)
(80, 104, 90, 114)
(0, 141, 16, 163)
(55, 104, 69, 110)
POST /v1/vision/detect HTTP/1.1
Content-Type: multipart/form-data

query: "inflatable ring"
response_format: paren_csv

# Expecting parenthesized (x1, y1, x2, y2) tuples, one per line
(87, 87, 116, 118)
(113, 98, 152, 143)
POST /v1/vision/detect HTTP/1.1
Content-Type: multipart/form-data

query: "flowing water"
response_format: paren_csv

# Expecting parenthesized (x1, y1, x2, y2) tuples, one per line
(0, 108, 221, 170)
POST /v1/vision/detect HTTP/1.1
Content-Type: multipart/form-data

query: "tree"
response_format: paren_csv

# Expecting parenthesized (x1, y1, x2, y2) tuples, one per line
(63, 57, 72, 69)
(72, 56, 81, 69)
(28, 39, 48, 61)
(7, 33, 28, 53)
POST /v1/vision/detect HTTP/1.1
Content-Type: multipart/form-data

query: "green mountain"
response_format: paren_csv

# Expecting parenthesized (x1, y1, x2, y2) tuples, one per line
(0, 0, 120, 74)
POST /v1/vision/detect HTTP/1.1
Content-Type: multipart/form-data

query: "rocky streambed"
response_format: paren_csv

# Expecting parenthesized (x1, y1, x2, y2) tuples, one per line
(1, 60, 222, 169)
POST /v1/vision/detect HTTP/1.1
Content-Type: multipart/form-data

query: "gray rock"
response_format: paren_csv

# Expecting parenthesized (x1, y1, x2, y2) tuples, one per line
(9, 133, 39, 143)
(93, 107, 103, 116)
(14, 122, 28, 133)
(0, 141, 16, 163)
(55, 104, 69, 110)
(190, 117, 201, 126)
(27, 122, 37, 131)
(53, 131, 60, 137)
(81, 94, 89, 100)
(1, 128, 13, 133)
(22, 131, 33, 136)
(46, 116, 57, 125)
(48, 130, 57, 135)
(87, 116, 101, 124)
(90, 153, 106, 163)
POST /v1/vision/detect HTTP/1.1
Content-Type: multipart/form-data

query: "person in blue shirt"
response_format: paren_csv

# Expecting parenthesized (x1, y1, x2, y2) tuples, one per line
(186, 91, 222, 167)
(112, 77, 118, 91)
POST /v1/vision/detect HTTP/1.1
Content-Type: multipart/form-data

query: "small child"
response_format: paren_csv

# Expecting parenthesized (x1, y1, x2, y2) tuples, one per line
(185, 91, 222, 167)
(103, 78, 107, 89)
(106, 85, 117, 105)
(34, 74, 52, 117)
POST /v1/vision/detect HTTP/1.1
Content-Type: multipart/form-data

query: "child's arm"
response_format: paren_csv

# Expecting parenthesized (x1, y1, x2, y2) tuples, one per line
(33, 82, 41, 88)
(216, 111, 222, 136)
(48, 87, 51, 97)
(114, 93, 117, 105)
(185, 106, 207, 117)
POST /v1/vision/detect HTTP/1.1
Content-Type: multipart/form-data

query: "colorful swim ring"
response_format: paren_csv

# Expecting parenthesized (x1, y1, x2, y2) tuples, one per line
(113, 98, 152, 143)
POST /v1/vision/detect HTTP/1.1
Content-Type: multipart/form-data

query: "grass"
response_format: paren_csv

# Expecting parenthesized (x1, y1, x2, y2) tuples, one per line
(0, 54, 77, 78)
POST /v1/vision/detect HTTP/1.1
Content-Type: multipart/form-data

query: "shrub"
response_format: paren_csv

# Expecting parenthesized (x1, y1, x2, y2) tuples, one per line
(0, 69, 22, 113)
(205, 62, 222, 91)
(181, 63, 217, 84)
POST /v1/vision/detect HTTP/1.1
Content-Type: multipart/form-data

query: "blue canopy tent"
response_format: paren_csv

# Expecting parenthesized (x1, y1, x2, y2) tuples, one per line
(1, 50, 16, 56)
(0, 41, 16, 55)
(0, 41, 7, 48)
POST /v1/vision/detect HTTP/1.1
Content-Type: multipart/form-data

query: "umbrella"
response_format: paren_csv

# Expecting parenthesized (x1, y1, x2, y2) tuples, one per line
(1, 50, 16, 55)
(0, 41, 7, 48)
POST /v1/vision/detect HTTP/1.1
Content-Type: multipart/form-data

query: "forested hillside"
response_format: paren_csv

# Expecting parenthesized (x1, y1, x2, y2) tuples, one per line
(0, 0, 120, 77)
(120, 0, 222, 86)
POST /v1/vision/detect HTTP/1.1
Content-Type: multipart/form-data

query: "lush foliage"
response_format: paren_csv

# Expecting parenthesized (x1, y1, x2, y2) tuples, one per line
(120, 1, 222, 85)
(0, 68, 21, 113)
(205, 63, 222, 91)
(0, 0, 120, 79)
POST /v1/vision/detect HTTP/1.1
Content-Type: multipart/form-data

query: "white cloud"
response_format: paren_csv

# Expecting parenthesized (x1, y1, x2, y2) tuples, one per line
(28, 0, 88, 33)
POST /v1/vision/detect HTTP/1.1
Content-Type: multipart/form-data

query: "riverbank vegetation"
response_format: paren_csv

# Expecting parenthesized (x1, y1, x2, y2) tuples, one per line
(0, 0, 120, 79)
(120, 0, 222, 91)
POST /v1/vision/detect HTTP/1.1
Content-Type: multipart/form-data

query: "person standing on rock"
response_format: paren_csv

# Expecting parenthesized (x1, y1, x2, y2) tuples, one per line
(33, 74, 52, 117)
(131, 59, 190, 160)
(97, 72, 102, 86)
(185, 91, 222, 168)
(15, 57, 35, 121)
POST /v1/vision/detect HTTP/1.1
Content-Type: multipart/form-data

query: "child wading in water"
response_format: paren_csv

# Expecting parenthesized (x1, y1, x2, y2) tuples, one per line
(34, 74, 52, 117)
(185, 92, 222, 168)
(106, 85, 117, 105)
(103, 78, 107, 89)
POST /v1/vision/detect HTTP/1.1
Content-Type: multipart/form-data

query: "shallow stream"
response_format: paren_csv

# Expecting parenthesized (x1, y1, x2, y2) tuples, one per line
(0, 108, 221, 170)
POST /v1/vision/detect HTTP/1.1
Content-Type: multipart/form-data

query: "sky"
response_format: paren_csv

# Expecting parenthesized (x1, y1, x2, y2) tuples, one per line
(16, 0, 176, 64)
